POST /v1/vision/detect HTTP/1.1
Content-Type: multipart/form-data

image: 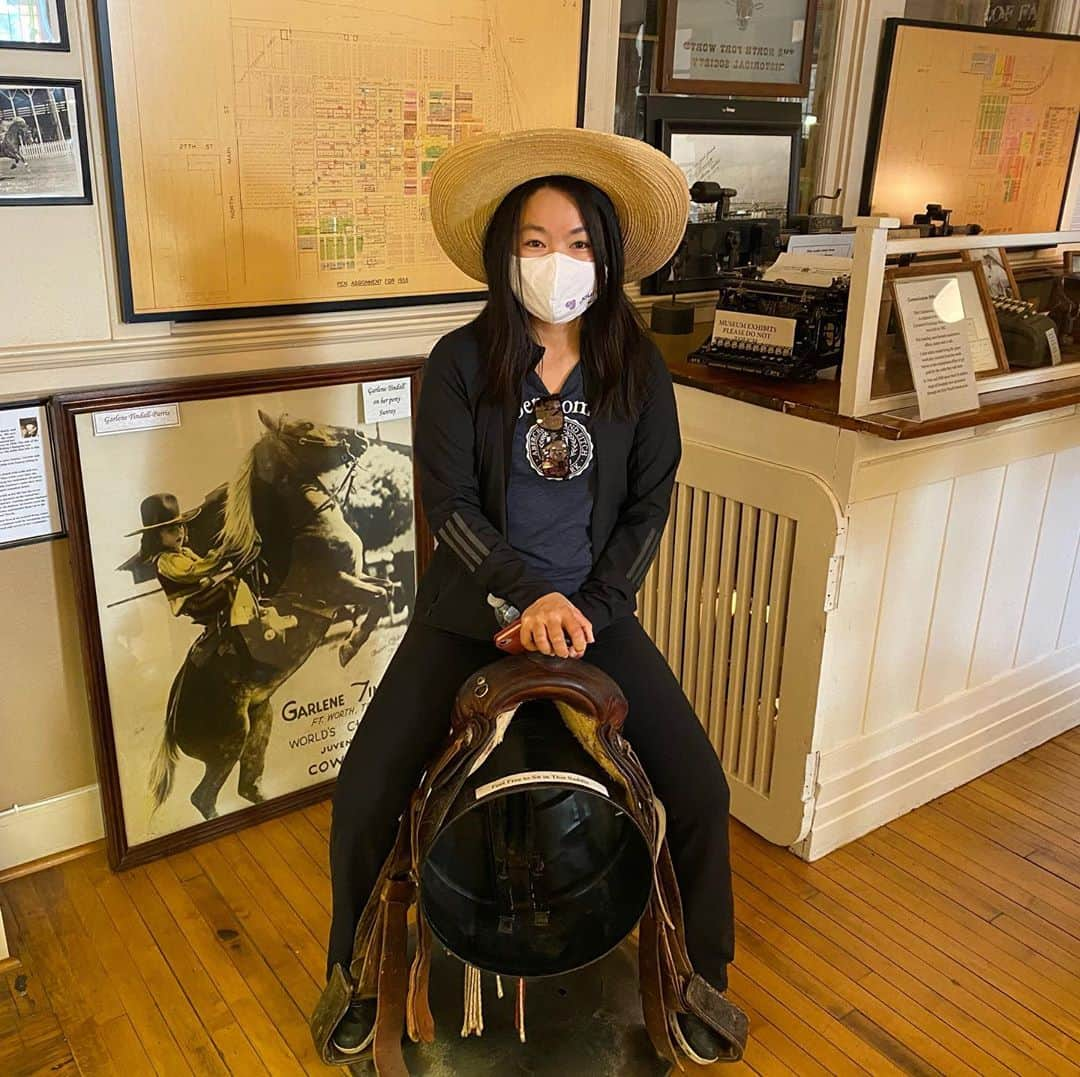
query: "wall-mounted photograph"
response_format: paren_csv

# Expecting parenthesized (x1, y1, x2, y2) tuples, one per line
(54, 359, 430, 868)
(0, 0, 69, 50)
(0, 77, 91, 204)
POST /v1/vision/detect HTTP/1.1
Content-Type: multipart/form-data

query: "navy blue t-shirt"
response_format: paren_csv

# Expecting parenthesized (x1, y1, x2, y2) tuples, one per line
(505, 364, 595, 597)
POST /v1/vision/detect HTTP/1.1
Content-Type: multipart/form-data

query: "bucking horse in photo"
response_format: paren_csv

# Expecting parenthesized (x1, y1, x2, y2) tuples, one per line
(1, 117, 30, 170)
(148, 411, 395, 820)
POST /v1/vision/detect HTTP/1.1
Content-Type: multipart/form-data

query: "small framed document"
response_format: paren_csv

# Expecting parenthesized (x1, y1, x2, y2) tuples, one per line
(890, 271, 997, 420)
(873, 262, 1009, 405)
(0, 401, 64, 549)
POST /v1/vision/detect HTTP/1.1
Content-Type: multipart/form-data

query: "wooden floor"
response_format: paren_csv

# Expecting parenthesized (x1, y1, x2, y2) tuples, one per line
(2, 728, 1080, 1076)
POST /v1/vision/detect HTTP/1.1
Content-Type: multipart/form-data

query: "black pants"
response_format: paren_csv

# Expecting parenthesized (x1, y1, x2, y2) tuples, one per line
(326, 615, 735, 990)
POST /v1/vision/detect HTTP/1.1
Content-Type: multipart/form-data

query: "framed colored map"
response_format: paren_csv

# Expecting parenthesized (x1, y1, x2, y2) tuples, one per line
(93, 1, 589, 322)
(861, 20, 1080, 234)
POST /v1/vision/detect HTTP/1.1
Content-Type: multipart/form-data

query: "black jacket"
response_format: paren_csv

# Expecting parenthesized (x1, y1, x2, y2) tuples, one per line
(413, 319, 681, 640)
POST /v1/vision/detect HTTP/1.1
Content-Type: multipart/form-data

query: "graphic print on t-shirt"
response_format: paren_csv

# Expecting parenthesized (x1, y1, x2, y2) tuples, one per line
(524, 406, 593, 481)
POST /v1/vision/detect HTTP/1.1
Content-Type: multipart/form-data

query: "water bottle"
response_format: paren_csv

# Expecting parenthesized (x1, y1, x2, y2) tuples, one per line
(487, 594, 521, 627)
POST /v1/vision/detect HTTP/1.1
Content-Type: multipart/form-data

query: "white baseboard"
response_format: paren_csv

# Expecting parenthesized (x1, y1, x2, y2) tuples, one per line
(800, 648, 1080, 860)
(0, 784, 104, 875)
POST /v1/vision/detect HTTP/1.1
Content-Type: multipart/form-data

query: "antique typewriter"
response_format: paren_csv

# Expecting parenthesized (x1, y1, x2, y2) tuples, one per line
(689, 274, 850, 381)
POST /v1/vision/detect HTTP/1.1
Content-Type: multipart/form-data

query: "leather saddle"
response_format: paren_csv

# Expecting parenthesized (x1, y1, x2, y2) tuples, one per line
(309, 653, 749, 1074)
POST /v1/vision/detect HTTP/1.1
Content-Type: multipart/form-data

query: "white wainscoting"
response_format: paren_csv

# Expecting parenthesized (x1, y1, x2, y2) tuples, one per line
(0, 785, 104, 875)
(815, 443, 1080, 750)
(803, 644, 1080, 858)
(804, 431, 1080, 858)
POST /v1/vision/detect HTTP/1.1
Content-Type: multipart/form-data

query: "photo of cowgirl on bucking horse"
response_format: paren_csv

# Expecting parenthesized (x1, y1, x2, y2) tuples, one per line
(67, 373, 419, 859)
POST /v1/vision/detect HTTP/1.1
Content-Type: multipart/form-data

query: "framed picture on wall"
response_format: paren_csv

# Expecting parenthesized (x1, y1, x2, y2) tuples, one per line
(0, 0, 69, 51)
(93, 0, 590, 322)
(0, 78, 91, 205)
(641, 96, 801, 294)
(658, 0, 817, 98)
(53, 359, 431, 869)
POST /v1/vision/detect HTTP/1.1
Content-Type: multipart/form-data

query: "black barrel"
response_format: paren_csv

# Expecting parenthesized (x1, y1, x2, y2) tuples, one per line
(418, 699, 654, 979)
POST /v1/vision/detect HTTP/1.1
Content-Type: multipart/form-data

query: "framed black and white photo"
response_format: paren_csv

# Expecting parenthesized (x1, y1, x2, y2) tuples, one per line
(0, 78, 91, 204)
(658, 0, 817, 98)
(641, 96, 800, 294)
(54, 359, 431, 869)
(0, 0, 69, 51)
(962, 247, 1021, 301)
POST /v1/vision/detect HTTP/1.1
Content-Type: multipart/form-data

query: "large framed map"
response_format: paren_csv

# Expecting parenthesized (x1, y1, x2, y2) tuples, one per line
(93, 1, 589, 322)
(861, 20, 1080, 234)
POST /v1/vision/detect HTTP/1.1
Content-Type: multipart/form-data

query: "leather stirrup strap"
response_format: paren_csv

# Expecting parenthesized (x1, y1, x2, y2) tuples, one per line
(373, 880, 413, 1077)
(406, 910, 436, 1044)
(638, 901, 679, 1067)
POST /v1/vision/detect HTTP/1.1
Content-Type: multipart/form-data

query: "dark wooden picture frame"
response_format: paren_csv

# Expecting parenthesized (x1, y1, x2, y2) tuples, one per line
(873, 261, 1010, 399)
(860, 19, 1080, 231)
(91, 0, 592, 323)
(658, 0, 817, 98)
(0, 0, 69, 51)
(0, 77, 92, 205)
(53, 358, 432, 869)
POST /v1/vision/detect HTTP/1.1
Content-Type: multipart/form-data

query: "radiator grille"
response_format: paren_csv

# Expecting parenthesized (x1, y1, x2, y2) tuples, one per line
(640, 483, 797, 795)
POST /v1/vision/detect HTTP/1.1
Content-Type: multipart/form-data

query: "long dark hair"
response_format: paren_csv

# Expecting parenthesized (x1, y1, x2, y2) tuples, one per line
(474, 175, 651, 420)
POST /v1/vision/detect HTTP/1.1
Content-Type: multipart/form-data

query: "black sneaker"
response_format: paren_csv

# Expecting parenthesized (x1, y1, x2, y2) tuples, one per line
(671, 1010, 726, 1065)
(331, 997, 377, 1055)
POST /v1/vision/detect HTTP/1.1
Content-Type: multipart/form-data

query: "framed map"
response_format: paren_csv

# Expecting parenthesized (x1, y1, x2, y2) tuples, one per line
(93, 1, 589, 322)
(861, 20, 1080, 234)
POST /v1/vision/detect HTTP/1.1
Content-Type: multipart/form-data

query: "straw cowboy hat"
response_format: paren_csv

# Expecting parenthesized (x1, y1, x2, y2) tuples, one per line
(124, 493, 202, 537)
(429, 127, 690, 284)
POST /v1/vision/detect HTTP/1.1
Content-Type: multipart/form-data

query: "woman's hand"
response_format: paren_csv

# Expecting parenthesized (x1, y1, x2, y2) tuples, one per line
(520, 593, 594, 658)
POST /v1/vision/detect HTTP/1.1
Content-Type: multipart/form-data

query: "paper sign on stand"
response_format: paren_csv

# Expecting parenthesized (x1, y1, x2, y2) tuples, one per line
(893, 277, 979, 421)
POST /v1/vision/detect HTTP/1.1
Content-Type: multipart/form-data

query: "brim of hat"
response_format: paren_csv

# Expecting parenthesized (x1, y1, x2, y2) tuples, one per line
(429, 128, 689, 284)
(124, 506, 202, 538)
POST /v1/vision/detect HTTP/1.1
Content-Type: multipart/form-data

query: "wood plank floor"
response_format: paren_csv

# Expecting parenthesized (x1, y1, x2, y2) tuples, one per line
(2, 727, 1079, 1076)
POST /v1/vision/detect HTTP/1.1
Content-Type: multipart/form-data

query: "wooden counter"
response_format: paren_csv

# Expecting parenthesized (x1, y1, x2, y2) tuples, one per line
(654, 327, 1080, 441)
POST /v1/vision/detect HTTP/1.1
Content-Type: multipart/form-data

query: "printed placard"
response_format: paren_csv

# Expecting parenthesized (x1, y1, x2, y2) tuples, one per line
(712, 309, 796, 351)
(361, 378, 412, 423)
(92, 403, 181, 436)
(893, 276, 979, 421)
(0, 405, 63, 547)
(475, 770, 609, 801)
(1047, 328, 1062, 366)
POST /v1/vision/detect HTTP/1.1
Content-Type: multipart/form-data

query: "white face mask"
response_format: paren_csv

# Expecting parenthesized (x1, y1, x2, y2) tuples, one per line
(509, 252, 597, 325)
